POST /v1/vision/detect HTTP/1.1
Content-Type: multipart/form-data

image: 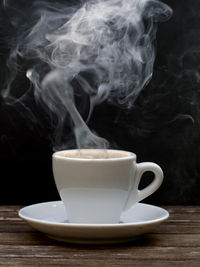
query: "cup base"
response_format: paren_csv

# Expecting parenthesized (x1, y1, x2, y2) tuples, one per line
(60, 188, 128, 224)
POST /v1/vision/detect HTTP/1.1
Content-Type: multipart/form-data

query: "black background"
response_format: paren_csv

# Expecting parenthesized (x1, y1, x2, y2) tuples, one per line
(0, 0, 200, 205)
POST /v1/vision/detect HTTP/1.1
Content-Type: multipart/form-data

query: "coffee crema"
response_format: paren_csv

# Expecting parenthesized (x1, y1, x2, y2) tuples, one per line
(58, 149, 131, 159)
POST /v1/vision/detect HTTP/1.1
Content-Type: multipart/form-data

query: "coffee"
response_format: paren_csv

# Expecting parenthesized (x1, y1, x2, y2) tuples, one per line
(57, 149, 131, 159)
(53, 149, 163, 223)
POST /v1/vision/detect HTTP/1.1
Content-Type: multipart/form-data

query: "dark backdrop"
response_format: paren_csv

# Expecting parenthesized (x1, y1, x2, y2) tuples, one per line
(0, 0, 200, 205)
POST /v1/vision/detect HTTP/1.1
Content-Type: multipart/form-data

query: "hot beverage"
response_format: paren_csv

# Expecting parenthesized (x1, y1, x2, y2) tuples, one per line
(53, 149, 163, 224)
(58, 149, 131, 159)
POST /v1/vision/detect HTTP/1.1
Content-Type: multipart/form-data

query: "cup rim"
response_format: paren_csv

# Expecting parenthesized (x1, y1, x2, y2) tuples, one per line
(52, 149, 136, 161)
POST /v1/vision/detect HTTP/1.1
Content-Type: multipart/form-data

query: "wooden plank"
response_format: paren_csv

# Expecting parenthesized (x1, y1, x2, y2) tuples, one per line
(0, 210, 22, 219)
(157, 224, 200, 234)
(0, 223, 35, 233)
(167, 213, 200, 221)
(0, 233, 53, 245)
(0, 258, 199, 267)
(0, 206, 200, 266)
(0, 245, 200, 261)
(164, 206, 200, 213)
(0, 233, 200, 247)
(0, 206, 23, 212)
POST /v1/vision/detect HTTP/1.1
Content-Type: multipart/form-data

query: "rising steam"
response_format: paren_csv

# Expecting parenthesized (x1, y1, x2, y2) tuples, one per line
(2, 0, 172, 150)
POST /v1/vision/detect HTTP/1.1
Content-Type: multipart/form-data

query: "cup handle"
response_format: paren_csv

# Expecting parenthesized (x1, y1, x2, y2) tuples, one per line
(124, 162, 163, 211)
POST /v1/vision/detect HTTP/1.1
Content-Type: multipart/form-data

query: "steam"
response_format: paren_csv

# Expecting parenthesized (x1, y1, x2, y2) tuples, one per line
(2, 0, 172, 150)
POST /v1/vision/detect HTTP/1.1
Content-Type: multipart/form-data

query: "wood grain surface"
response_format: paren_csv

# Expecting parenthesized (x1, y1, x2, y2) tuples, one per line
(0, 206, 200, 266)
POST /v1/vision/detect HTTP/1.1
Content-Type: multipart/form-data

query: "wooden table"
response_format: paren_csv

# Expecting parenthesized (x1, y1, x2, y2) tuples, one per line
(0, 206, 200, 266)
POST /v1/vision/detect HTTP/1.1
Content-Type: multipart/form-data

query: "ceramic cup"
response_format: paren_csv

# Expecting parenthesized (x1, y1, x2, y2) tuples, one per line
(52, 149, 163, 224)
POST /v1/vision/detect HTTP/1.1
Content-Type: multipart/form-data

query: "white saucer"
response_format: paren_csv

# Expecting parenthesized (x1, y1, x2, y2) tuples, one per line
(18, 201, 169, 244)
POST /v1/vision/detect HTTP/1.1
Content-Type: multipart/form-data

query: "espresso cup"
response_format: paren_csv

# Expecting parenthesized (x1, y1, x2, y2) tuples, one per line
(52, 149, 163, 224)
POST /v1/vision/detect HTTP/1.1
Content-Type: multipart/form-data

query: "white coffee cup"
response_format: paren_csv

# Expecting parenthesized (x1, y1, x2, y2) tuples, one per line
(52, 149, 163, 224)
